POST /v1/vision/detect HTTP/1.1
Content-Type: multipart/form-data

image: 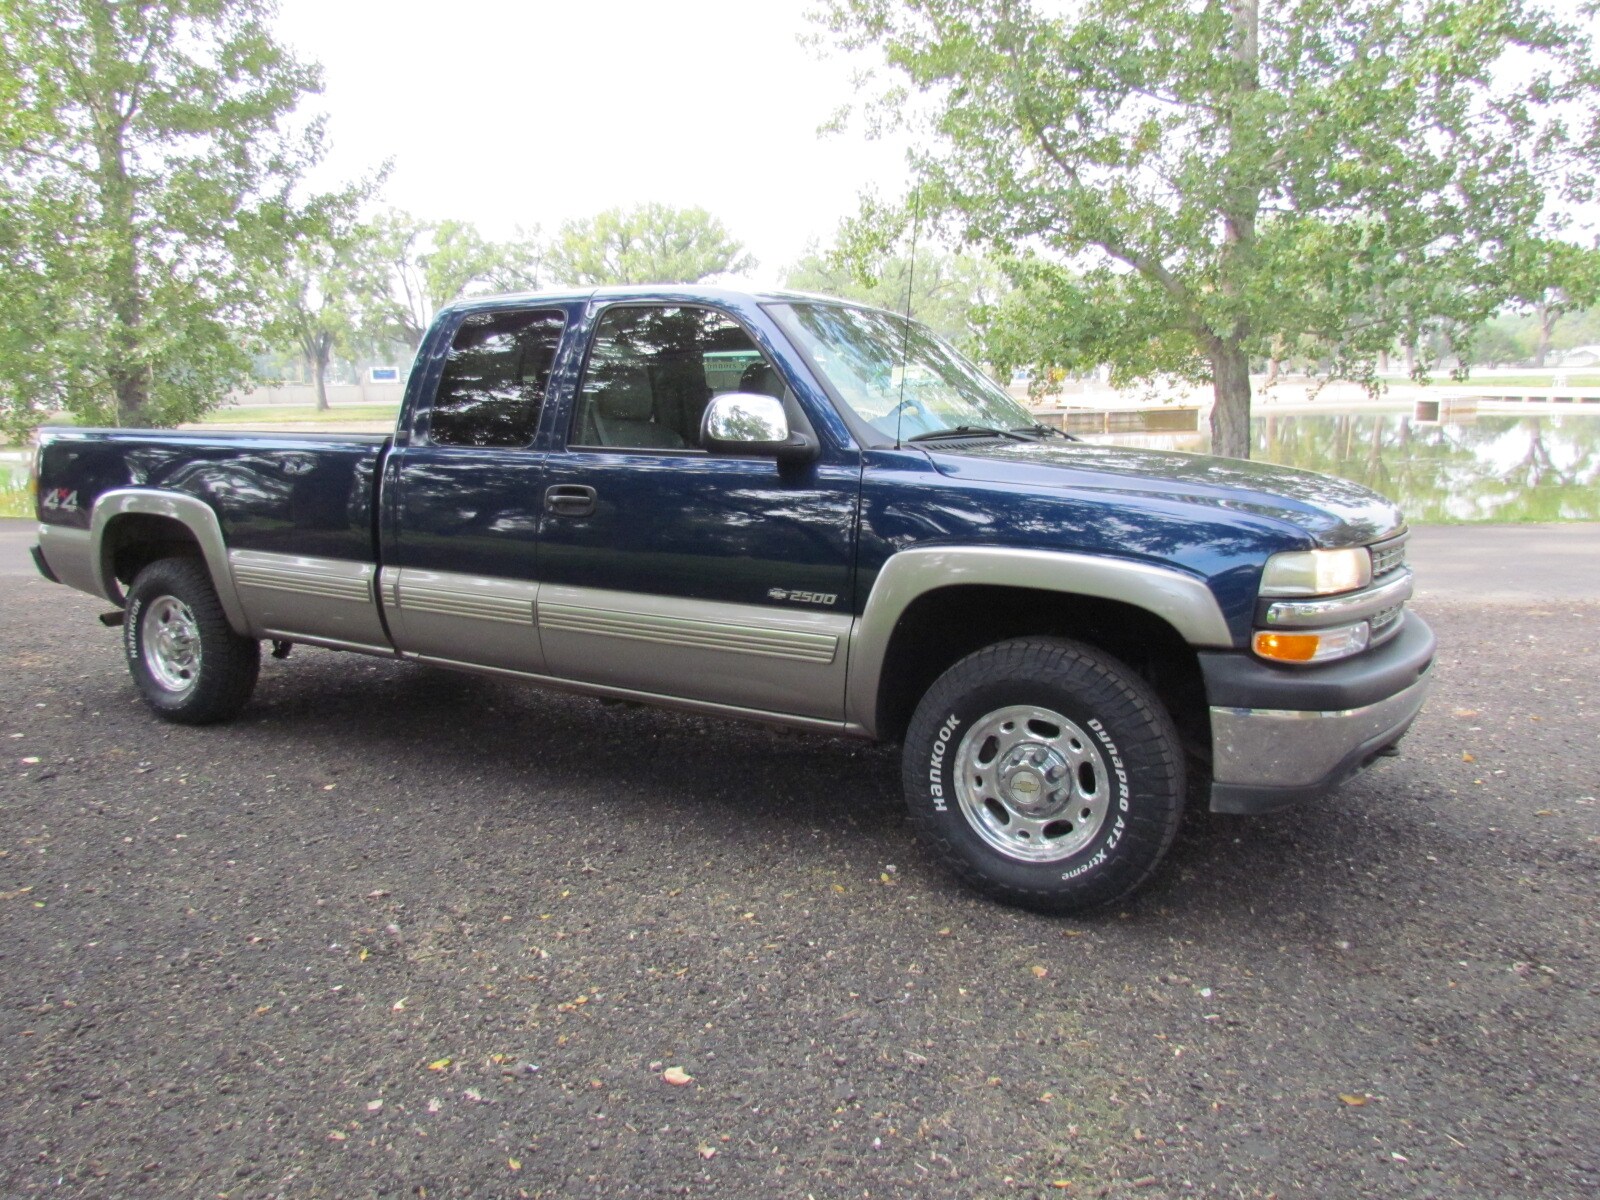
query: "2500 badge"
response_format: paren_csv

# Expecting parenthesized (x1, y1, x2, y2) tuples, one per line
(767, 588, 837, 606)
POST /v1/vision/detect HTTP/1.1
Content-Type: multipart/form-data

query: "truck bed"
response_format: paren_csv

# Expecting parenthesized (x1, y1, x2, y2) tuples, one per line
(35, 428, 390, 564)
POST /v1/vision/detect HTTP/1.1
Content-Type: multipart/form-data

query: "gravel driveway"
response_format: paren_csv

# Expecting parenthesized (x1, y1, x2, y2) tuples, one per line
(1, 520, 1595, 1199)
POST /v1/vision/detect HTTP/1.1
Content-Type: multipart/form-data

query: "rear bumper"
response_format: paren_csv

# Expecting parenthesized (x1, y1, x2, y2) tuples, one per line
(34, 523, 105, 599)
(30, 543, 60, 584)
(1201, 612, 1435, 814)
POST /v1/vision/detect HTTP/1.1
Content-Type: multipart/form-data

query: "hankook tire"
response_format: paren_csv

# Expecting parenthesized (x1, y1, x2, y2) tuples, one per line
(903, 637, 1185, 912)
(125, 557, 260, 725)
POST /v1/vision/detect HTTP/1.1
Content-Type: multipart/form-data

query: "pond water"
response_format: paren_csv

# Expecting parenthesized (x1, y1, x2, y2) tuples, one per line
(1099, 410, 1600, 523)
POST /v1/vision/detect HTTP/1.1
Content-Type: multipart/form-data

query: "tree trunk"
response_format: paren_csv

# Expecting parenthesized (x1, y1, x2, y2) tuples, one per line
(1208, 1, 1259, 463)
(1209, 338, 1252, 459)
(90, 9, 148, 427)
(1377, 349, 1390, 374)
(1533, 302, 1554, 369)
(311, 333, 332, 411)
(1403, 340, 1416, 376)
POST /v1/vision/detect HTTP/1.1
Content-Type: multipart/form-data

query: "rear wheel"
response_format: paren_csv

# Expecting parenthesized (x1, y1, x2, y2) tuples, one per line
(125, 557, 259, 724)
(902, 637, 1185, 912)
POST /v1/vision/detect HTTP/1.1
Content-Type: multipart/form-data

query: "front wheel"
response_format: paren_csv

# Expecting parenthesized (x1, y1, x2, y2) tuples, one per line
(125, 557, 260, 724)
(902, 637, 1185, 912)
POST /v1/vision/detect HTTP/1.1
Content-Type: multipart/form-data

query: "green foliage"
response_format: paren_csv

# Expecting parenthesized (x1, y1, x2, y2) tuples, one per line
(818, 0, 1600, 457)
(545, 203, 754, 287)
(0, 0, 337, 434)
(257, 213, 390, 409)
(1505, 238, 1600, 365)
(373, 212, 543, 348)
(1467, 320, 1529, 366)
(781, 245, 1008, 353)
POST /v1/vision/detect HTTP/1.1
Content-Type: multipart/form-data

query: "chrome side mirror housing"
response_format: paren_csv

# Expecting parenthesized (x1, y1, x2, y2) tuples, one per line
(699, 392, 818, 463)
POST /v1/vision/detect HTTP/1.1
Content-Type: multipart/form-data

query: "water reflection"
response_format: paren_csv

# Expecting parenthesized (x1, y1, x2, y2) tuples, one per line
(1098, 412, 1600, 523)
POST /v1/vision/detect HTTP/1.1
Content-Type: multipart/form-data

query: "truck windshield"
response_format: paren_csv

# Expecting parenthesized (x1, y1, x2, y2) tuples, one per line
(770, 301, 1036, 443)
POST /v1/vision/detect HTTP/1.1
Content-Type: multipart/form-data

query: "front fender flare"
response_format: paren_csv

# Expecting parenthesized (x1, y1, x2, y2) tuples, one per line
(91, 489, 252, 636)
(844, 546, 1234, 736)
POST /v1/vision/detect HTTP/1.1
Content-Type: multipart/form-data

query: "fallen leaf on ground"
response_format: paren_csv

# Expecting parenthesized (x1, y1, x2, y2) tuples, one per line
(662, 1066, 693, 1086)
(508, 1157, 522, 1171)
(1338, 1093, 1368, 1106)
(427, 1058, 452, 1071)
(1030, 965, 1049, 978)
(327, 1131, 347, 1141)
(698, 1144, 717, 1160)
(366, 1100, 383, 1112)
(1461, 753, 1475, 762)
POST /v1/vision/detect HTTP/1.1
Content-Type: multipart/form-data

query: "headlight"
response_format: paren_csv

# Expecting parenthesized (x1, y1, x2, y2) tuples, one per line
(1259, 548, 1371, 597)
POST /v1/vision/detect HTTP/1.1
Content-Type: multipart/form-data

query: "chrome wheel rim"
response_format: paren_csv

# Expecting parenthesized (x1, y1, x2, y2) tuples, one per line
(952, 704, 1111, 863)
(142, 596, 202, 692)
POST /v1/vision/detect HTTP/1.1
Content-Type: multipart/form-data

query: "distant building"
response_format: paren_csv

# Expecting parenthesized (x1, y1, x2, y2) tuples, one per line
(1556, 345, 1600, 368)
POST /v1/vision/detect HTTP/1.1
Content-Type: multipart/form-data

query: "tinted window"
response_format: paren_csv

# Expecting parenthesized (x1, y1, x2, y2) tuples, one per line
(573, 305, 785, 451)
(429, 309, 566, 447)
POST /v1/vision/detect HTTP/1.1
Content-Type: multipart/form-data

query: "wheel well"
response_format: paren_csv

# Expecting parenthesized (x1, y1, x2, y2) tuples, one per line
(104, 514, 205, 589)
(873, 585, 1211, 757)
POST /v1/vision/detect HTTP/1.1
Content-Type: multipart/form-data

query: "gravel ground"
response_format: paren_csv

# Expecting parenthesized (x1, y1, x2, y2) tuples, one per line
(0, 522, 1596, 1199)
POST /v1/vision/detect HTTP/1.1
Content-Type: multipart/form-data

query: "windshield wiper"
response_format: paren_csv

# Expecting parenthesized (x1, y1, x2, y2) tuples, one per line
(905, 425, 1026, 443)
(1011, 422, 1079, 441)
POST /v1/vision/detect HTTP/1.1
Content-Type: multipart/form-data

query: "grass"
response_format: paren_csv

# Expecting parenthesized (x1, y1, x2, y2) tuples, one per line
(195, 403, 400, 426)
(1445, 373, 1600, 389)
(0, 479, 32, 518)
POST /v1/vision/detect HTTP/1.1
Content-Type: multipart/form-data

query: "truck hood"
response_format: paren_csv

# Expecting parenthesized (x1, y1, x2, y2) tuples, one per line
(925, 440, 1403, 547)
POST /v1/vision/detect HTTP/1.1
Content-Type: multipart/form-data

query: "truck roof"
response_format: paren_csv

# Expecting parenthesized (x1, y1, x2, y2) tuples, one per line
(441, 283, 892, 318)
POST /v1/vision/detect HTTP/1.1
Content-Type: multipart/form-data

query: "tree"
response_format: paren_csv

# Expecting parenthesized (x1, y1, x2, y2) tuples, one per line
(782, 245, 1009, 352)
(374, 212, 543, 349)
(545, 203, 754, 286)
(259, 219, 392, 410)
(818, 0, 1600, 457)
(1508, 239, 1600, 368)
(0, 0, 335, 429)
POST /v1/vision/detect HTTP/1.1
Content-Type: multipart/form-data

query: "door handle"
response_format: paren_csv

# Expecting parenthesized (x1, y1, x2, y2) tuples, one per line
(544, 484, 597, 517)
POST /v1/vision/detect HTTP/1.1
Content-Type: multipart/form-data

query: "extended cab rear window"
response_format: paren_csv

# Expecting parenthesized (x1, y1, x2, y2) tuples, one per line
(429, 309, 566, 448)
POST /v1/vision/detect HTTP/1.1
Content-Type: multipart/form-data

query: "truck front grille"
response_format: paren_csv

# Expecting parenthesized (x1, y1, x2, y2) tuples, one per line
(1370, 532, 1408, 579)
(1369, 601, 1405, 644)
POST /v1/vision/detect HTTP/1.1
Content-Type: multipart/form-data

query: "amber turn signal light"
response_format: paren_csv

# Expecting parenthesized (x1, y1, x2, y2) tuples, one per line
(1253, 622, 1371, 665)
(1253, 631, 1321, 662)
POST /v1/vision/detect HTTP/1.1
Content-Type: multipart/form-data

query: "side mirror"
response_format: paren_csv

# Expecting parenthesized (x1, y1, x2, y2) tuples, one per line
(700, 392, 818, 463)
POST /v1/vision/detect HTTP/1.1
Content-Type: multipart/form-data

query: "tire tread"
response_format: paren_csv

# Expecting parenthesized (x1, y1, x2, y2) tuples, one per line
(902, 636, 1185, 912)
(126, 558, 259, 725)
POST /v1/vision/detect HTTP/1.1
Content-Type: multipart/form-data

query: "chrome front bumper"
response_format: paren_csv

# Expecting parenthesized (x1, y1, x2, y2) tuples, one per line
(1200, 612, 1436, 814)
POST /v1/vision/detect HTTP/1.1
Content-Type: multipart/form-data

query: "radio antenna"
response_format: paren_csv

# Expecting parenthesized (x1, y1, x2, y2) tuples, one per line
(894, 198, 921, 449)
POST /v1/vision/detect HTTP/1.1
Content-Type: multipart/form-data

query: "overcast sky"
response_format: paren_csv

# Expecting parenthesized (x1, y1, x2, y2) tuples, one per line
(272, 0, 908, 287)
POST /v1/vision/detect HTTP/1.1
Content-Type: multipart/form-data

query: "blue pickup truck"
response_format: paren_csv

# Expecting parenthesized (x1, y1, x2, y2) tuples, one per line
(30, 286, 1433, 911)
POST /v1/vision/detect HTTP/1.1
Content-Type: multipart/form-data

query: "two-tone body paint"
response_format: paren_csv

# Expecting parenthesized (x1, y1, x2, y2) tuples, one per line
(32, 284, 1405, 738)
